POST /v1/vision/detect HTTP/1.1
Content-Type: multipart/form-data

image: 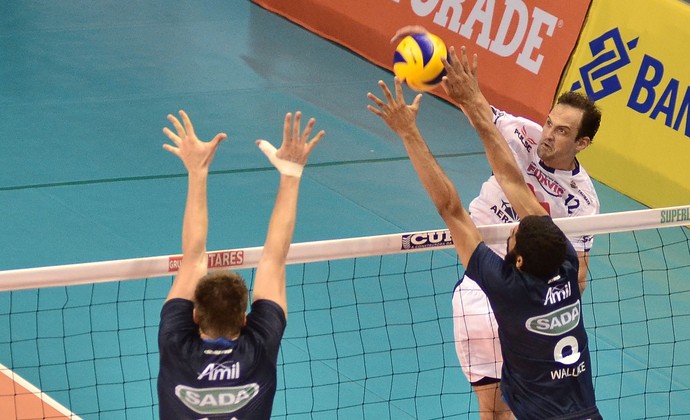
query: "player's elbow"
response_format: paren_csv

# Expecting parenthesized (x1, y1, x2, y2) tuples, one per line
(493, 170, 523, 191)
(434, 192, 465, 222)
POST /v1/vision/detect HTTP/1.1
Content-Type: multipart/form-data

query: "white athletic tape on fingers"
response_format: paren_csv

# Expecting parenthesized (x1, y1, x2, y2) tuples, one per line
(257, 140, 304, 177)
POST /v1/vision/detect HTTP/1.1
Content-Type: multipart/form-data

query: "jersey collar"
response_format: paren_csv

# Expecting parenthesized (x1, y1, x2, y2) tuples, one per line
(203, 336, 236, 347)
(539, 157, 581, 176)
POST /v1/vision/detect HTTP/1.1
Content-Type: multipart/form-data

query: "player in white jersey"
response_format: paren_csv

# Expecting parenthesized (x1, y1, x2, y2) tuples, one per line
(469, 105, 599, 253)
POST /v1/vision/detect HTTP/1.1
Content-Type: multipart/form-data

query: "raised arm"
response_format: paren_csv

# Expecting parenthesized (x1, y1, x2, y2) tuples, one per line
(162, 110, 227, 302)
(252, 112, 325, 317)
(441, 46, 547, 219)
(367, 78, 481, 268)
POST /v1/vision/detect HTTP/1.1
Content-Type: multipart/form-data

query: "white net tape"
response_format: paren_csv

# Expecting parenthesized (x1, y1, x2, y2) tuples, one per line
(0, 205, 688, 292)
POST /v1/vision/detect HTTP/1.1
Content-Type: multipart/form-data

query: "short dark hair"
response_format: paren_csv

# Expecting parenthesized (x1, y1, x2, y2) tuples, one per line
(514, 216, 567, 280)
(194, 271, 249, 336)
(557, 91, 602, 142)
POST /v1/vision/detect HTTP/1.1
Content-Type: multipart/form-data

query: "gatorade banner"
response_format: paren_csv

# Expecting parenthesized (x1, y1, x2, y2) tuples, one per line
(561, 0, 690, 207)
(252, 0, 591, 123)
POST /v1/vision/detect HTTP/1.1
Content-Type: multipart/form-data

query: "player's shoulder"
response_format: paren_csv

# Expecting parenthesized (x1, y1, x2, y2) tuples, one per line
(466, 242, 514, 290)
(492, 105, 540, 127)
(570, 164, 600, 214)
(251, 299, 286, 316)
(246, 300, 287, 335)
(492, 105, 542, 153)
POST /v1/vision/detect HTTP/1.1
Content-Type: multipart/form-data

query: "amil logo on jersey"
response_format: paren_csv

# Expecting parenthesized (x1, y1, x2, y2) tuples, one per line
(198, 362, 241, 381)
(544, 281, 571, 306)
(570, 28, 690, 139)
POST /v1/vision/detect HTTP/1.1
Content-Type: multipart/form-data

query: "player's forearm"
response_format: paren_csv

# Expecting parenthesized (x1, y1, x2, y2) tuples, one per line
(262, 175, 300, 264)
(399, 128, 463, 218)
(181, 170, 210, 260)
(463, 95, 546, 217)
(466, 98, 519, 184)
(458, 99, 493, 131)
(399, 126, 482, 267)
(456, 90, 520, 182)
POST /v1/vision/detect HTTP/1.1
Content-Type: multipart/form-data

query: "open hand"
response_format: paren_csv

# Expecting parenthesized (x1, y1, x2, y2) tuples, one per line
(162, 110, 227, 173)
(256, 111, 325, 177)
(441, 46, 481, 107)
(367, 77, 422, 137)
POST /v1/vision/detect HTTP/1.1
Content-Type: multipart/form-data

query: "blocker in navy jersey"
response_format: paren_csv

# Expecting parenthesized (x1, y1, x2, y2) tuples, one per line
(465, 222, 601, 419)
(158, 298, 286, 420)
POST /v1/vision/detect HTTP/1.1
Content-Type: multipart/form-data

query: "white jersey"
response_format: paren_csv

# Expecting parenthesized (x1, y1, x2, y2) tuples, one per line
(469, 106, 600, 256)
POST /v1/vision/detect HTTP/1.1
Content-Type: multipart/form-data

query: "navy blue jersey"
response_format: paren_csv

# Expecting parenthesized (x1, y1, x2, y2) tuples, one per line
(158, 298, 286, 420)
(466, 234, 600, 419)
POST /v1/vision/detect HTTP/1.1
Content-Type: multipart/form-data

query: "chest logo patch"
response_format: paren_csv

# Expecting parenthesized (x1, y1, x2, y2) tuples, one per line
(175, 383, 259, 415)
(525, 300, 580, 336)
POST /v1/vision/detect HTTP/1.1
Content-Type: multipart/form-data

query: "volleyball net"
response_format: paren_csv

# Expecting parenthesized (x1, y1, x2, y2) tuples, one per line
(1, 206, 689, 419)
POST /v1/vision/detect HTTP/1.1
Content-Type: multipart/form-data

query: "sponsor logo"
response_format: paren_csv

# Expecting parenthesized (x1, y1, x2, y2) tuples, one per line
(401, 230, 453, 250)
(660, 207, 690, 224)
(568, 179, 593, 207)
(546, 274, 562, 284)
(514, 126, 537, 152)
(169, 256, 183, 271)
(207, 251, 244, 269)
(198, 362, 240, 381)
(544, 281, 572, 306)
(570, 28, 690, 139)
(570, 28, 638, 100)
(575, 189, 592, 207)
(526, 162, 565, 197)
(175, 383, 259, 415)
(402, 0, 561, 74)
(204, 348, 234, 356)
(490, 200, 519, 223)
(525, 300, 580, 336)
(169, 250, 245, 272)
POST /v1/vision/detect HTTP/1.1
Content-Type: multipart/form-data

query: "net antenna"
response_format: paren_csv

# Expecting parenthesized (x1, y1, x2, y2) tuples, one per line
(0, 205, 688, 292)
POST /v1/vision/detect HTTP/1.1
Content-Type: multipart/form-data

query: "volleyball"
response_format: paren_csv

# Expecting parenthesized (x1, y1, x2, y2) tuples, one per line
(393, 32, 448, 92)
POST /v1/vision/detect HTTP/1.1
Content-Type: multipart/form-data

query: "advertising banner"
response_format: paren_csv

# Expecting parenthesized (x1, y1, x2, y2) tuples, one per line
(253, 0, 591, 123)
(561, 0, 690, 207)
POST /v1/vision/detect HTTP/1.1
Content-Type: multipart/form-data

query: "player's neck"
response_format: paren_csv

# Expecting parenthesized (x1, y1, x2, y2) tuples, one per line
(541, 157, 577, 172)
(200, 330, 240, 341)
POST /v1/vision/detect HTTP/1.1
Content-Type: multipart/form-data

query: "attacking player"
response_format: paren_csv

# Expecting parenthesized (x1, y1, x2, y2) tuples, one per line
(367, 44, 601, 418)
(392, 26, 602, 418)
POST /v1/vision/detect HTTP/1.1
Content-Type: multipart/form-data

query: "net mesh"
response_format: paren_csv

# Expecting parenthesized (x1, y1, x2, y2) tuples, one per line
(1, 207, 689, 419)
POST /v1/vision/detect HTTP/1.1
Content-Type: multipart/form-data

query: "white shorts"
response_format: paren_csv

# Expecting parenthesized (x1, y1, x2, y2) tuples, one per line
(452, 275, 503, 384)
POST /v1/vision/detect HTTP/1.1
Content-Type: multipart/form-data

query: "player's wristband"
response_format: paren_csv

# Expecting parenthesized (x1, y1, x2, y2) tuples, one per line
(257, 140, 304, 178)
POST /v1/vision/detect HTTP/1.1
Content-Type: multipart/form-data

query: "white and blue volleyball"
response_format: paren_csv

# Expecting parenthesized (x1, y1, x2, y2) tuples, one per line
(393, 32, 448, 92)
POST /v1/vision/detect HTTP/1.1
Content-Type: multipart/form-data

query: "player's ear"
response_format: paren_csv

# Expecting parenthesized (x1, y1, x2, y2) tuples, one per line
(515, 255, 524, 270)
(575, 136, 591, 152)
(193, 308, 200, 325)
